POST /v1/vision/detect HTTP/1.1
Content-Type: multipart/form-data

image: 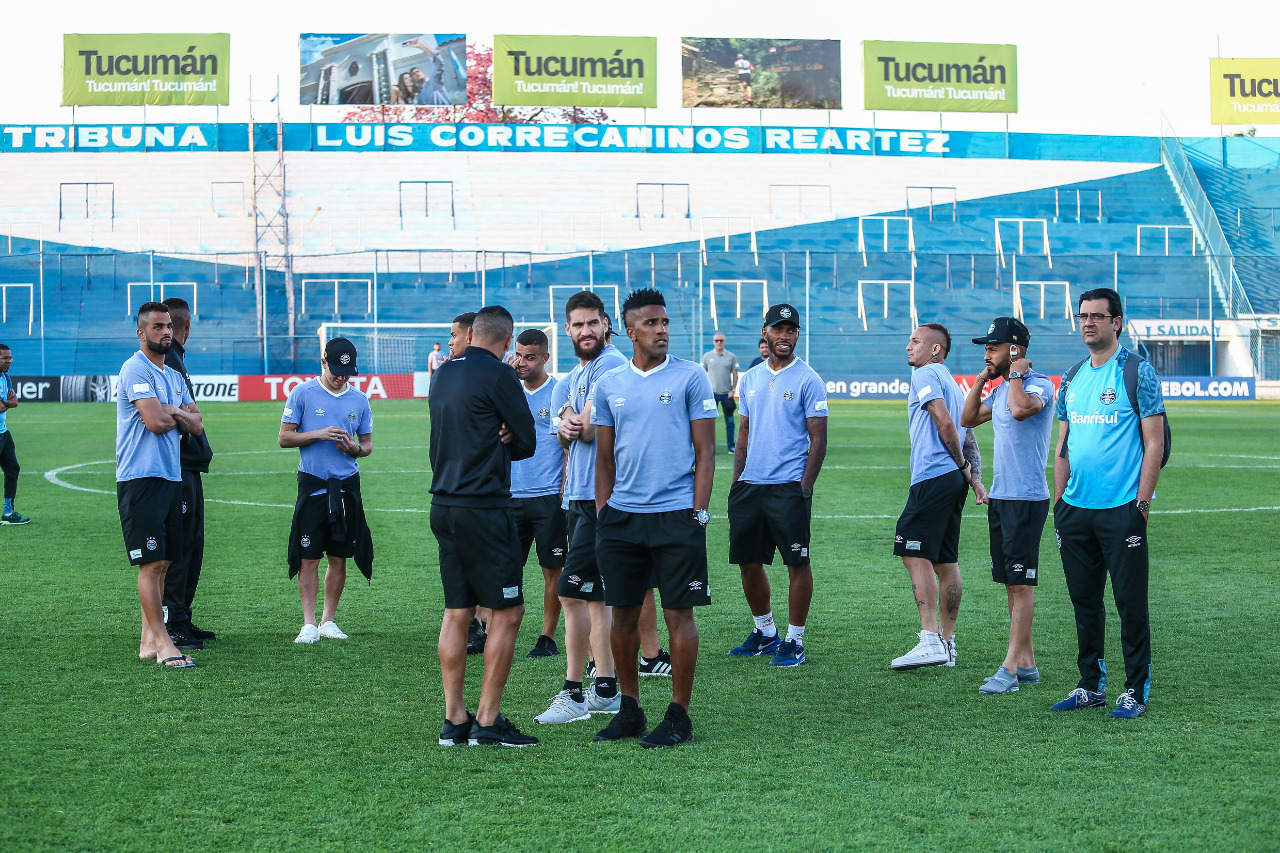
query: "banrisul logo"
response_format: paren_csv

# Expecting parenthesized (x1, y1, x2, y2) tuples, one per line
(494, 35, 658, 108)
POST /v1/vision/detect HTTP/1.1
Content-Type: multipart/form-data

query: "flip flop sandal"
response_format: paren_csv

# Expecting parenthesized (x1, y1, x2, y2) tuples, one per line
(160, 655, 196, 669)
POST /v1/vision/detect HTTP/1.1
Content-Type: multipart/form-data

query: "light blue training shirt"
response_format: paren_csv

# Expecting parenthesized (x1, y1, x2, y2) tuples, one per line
(115, 351, 193, 482)
(591, 355, 718, 513)
(737, 358, 829, 484)
(512, 375, 565, 499)
(984, 370, 1056, 501)
(0, 373, 10, 434)
(1054, 347, 1164, 509)
(281, 378, 373, 481)
(907, 362, 971, 485)
(551, 347, 628, 503)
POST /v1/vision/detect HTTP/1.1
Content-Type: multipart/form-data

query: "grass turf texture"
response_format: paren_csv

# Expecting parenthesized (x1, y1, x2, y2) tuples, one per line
(1, 399, 1277, 851)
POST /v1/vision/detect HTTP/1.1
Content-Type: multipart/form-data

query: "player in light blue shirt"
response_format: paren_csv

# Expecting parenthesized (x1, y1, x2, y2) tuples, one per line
(0, 344, 31, 524)
(279, 338, 374, 646)
(961, 317, 1056, 695)
(509, 328, 567, 660)
(116, 302, 204, 669)
(726, 304, 828, 668)
(891, 324, 986, 673)
(1051, 288, 1165, 718)
(591, 287, 716, 747)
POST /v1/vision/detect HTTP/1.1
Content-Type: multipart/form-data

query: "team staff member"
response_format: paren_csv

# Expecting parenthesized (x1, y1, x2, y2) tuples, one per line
(159, 298, 216, 650)
(747, 338, 768, 370)
(961, 317, 1055, 695)
(542, 291, 629, 725)
(280, 338, 374, 645)
(429, 305, 538, 747)
(510, 328, 567, 659)
(116, 302, 203, 669)
(1051, 288, 1165, 719)
(727, 304, 828, 667)
(0, 344, 30, 525)
(891, 323, 986, 671)
(701, 333, 739, 453)
(592, 288, 717, 748)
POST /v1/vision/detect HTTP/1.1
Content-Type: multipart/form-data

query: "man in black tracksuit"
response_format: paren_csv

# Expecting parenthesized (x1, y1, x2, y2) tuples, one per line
(429, 305, 539, 748)
(161, 298, 216, 649)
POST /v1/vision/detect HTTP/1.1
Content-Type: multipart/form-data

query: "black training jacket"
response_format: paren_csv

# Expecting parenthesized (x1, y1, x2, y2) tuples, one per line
(428, 346, 536, 507)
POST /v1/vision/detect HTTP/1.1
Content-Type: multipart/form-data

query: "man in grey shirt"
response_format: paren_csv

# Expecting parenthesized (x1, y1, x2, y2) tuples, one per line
(961, 317, 1056, 695)
(700, 332, 740, 453)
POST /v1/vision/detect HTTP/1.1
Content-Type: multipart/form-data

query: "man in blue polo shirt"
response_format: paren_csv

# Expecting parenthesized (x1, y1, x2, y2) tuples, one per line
(1051, 288, 1165, 719)
(0, 344, 31, 525)
(726, 304, 828, 668)
(116, 302, 204, 669)
(961, 317, 1056, 695)
(510, 328, 567, 660)
(592, 287, 717, 748)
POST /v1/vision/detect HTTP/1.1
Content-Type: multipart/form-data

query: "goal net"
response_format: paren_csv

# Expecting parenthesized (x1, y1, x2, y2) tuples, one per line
(317, 321, 559, 373)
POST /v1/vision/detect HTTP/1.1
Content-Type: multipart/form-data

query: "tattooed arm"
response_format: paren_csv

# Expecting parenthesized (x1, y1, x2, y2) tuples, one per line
(962, 428, 988, 504)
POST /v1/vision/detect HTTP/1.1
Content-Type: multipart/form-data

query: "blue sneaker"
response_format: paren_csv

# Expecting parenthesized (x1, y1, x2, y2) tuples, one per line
(769, 639, 805, 667)
(1050, 687, 1106, 711)
(1016, 666, 1041, 684)
(1109, 689, 1147, 719)
(728, 629, 781, 657)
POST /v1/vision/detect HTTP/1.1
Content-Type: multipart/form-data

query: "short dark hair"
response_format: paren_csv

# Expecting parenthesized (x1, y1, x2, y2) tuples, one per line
(621, 287, 666, 327)
(1078, 287, 1123, 319)
(471, 305, 514, 344)
(921, 322, 951, 357)
(758, 338, 766, 345)
(162, 296, 191, 323)
(516, 328, 549, 349)
(453, 312, 476, 328)
(603, 313, 613, 340)
(0, 343, 10, 352)
(564, 290, 606, 321)
(136, 301, 169, 327)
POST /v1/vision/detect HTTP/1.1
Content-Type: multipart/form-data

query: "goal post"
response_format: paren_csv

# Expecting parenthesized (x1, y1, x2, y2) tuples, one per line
(318, 321, 559, 375)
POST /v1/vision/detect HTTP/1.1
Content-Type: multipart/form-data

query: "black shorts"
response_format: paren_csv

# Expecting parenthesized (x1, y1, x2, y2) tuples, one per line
(894, 469, 968, 563)
(431, 503, 524, 610)
(988, 498, 1050, 586)
(595, 505, 710, 609)
(714, 392, 737, 418)
(294, 490, 357, 560)
(727, 480, 812, 566)
(117, 477, 183, 566)
(738, 72, 752, 84)
(559, 500, 606, 601)
(513, 493, 567, 569)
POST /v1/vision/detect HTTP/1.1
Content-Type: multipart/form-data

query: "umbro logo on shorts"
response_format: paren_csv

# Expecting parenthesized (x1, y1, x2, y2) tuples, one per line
(567, 574, 581, 585)
(895, 535, 904, 543)
(1012, 563, 1024, 571)
(1126, 535, 1142, 548)
(552, 548, 564, 556)
(790, 543, 802, 551)
(688, 581, 703, 592)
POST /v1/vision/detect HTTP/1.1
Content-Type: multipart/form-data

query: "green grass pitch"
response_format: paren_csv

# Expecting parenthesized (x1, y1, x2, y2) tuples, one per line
(1, 399, 1277, 850)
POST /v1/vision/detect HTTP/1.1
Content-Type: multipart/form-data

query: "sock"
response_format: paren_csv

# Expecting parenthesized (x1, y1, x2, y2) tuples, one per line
(786, 624, 805, 643)
(3, 498, 12, 514)
(594, 676, 618, 698)
(563, 679, 584, 702)
(753, 612, 777, 638)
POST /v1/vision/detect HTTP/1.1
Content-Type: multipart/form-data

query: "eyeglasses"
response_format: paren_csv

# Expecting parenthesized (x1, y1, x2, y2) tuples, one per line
(1073, 313, 1115, 323)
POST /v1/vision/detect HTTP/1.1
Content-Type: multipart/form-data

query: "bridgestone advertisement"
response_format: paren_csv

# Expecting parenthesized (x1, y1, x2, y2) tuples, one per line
(863, 40, 1017, 113)
(1209, 58, 1280, 124)
(493, 34, 657, 108)
(63, 33, 231, 106)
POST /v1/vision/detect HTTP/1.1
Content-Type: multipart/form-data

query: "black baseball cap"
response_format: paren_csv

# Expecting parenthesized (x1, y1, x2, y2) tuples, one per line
(324, 337, 359, 376)
(763, 303, 801, 328)
(972, 317, 1030, 348)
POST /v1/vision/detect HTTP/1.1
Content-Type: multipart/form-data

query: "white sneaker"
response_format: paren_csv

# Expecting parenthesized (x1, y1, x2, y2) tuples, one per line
(585, 685, 621, 715)
(294, 624, 320, 644)
(945, 635, 957, 667)
(890, 630, 949, 670)
(534, 690, 590, 724)
(318, 621, 348, 640)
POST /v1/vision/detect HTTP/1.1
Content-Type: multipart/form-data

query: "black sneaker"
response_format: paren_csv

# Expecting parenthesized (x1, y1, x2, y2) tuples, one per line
(439, 712, 475, 746)
(640, 702, 694, 748)
(467, 620, 487, 655)
(638, 648, 673, 677)
(527, 634, 559, 658)
(585, 659, 596, 679)
(468, 713, 538, 747)
(168, 622, 204, 651)
(593, 695, 648, 741)
(188, 622, 217, 641)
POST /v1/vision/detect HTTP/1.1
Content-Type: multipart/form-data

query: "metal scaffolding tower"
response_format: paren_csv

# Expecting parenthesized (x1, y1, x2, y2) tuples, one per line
(249, 78, 293, 370)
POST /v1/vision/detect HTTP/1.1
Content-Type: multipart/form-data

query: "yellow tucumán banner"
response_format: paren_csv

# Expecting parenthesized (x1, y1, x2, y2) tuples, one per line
(1210, 58, 1280, 124)
(63, 33, 230, 106)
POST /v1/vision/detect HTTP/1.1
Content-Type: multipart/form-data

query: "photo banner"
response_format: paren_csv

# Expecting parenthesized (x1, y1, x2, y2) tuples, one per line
(493, 34, 657, 107)
(1210, 58, 1280, 124)
(299, 33, 467, 106)
(682, 38, 841, 109)
(63, 33, 230, 106)
(863, 40, 1017, 113)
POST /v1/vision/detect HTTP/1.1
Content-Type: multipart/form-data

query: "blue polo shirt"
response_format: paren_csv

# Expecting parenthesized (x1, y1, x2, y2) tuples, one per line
(281, 378, 373, 481)
(591, 355, 718, 513)
(552, 347, 628, 503)
(985, 370, 1055, 501)
(737, 358, 828, 484)
(907, 362, 970, 485)
(116, 352, 193, 482)
(1055, 347, 1164, 509)
(0, 373, 10, 434)
(512, 376, 565, 499)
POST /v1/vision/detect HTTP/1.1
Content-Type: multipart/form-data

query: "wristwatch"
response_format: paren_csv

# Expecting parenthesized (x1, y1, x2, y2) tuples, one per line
(1007, 371, 1025, 380)
(694, 509, 710, 526)
(1136, 499, 1150, 514)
